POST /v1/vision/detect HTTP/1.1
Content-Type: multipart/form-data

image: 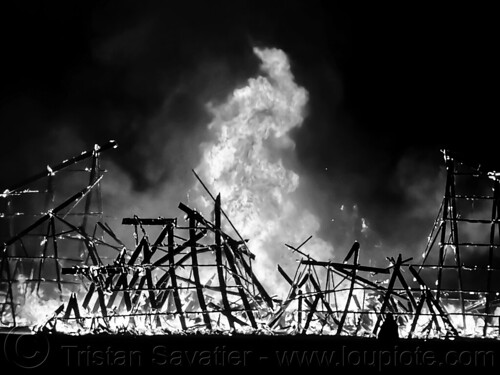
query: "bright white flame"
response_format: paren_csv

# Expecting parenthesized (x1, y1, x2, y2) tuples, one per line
(194, 47, 333, 295)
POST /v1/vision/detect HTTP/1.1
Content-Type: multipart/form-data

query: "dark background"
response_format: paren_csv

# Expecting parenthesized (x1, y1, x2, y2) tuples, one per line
(0, 1, 496, 260)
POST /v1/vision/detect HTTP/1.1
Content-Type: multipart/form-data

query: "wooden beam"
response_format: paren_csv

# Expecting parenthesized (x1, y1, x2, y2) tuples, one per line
(337, 244, 360, 335)
(300, 259, 389, 274)
(167, 223, 187, 329)
(372, 254, 402, 335)
(214, 194, 235, 329)
(122, 218, 177, 226)
(302, 294, 321, 334)
(7, 140, 117, 193)
(189, 216, 212, 330)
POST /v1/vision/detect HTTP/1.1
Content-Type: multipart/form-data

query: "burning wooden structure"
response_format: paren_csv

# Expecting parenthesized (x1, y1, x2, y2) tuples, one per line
(1, 143, 499, 338)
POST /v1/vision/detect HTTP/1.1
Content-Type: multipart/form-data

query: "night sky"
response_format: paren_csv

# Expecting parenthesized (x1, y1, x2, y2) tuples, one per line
(0, 1, 496, 262)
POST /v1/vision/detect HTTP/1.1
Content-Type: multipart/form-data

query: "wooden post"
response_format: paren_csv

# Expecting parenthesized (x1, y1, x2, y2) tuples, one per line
(448, 163, 466, 329)
(337, 243, 360, 335)
(223, 243, 257, 328)
(215, 195, 235, 329)
(302, 294, 321, 334)
(485, 178, 500, 336)
(409, 291, 427, 338)
(50, 217, 62, 292)
(372, 254, 402, 335)
(189, 216, 212, 330)
(167, 223, 187, 330)
(297, 290, 303, 330)
(37, 219, 52, 295)
(1, 248, 16, 326)
(437, 157, 452, 302)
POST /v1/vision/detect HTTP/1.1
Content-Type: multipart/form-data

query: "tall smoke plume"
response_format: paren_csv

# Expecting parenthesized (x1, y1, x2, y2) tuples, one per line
(193, 47, 333, 294)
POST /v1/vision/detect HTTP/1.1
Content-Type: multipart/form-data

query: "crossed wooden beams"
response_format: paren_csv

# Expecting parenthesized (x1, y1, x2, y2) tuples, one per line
(58, 197, 273, 331)
(1, 141, 116, 326)
(273, 241, 459, 337)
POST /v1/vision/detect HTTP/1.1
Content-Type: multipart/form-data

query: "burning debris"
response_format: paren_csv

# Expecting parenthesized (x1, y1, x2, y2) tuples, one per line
(1, 142, 500, 339)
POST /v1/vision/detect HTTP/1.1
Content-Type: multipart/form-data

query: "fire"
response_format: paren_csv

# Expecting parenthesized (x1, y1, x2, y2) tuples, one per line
(193, 47, 333, 295)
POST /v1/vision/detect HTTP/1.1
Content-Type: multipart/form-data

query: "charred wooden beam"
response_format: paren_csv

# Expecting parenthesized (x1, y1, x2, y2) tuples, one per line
(449, 168, 466, 330)
(191, 169, 255, 260)
(485, 178, 500, 336)
(214, 194, 235, 329)
(188, 216, 211, 330)
(5, 175, 103, 248)
(373, 254, 403, 335)
(122, 218, 177, 226)
(0, 249, 16, 326)
(234, 250, 273, 308)
(97, 222, 126, 247)
(308, 275, 340, 326)
(6, 140, 117, 193)
(50, 217, 62, 292)
(337, 243, 360, 335)
(153, 230, 206, 266)
(408, 292, 427, 338)
(409, 266, 458, 336)
(300, 259, 389, 274)
(302, 294, 321, 334)
(167, 223, 187, 329)
(223, 242, 257, 328)
(63, 293, 81, 320)
(54, 211, 102, 266)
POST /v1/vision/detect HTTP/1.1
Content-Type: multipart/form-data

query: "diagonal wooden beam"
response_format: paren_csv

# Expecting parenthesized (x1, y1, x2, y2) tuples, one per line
(188, 216, 211, 330)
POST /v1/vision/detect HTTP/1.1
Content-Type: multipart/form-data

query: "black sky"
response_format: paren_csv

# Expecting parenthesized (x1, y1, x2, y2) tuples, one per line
(0, 1, 497, 258)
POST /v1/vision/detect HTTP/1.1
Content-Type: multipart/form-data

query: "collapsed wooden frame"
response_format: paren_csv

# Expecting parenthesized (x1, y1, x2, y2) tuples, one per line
(1, 144, 500, 338)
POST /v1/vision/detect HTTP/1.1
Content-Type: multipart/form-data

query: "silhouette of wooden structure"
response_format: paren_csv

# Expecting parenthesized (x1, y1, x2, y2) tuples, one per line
(1, 146, 500, 337)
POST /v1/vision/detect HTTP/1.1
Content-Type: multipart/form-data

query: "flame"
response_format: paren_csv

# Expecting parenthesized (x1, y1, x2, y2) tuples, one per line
(194, 47, 333, 295)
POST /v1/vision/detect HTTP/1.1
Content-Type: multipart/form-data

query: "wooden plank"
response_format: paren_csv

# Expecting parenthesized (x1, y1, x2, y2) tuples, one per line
(395, 270, 417, 311)
(189, 216, 211, 330)
(153, 230, 205, 266)
(97, 222, 126, 247)
(234, 249, 274, 308)
(436, 163, 451, 302)
(5, 175, 103, 248)
(191, 169, 255, 260)
(82, 282, 95, 309)
(214, 194, 235, 329)
(167, 223, 187, 329)
(223, 242, 257, 328)
(309, 275, 341, 325)
(54, 212, 102, 266)
(63, 293, 81, 320)
(302, 294, 321, 334)
(122, 218, 177, 226)
(449, 167, 466, 330)
(7, 140, 117, 193)
(145, 269, 156, 309)
(372, 254, 402, 335)
(50, 217, 62, 292)
(297, 290, 303, 330)
(485, 179, 500, 336)
(300, 260, 389, 274)
(128, 238, 147, 265)
(36, 220, 52, 294)
(408, 292, 427, 338)
(0, 251, 16, 326)
(337, 245, 360, 335)
(343, 241, 360, 263)
(80, 152, 99, 240)
(269, 266, 300, 327)
(409, 266, 458, 336)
